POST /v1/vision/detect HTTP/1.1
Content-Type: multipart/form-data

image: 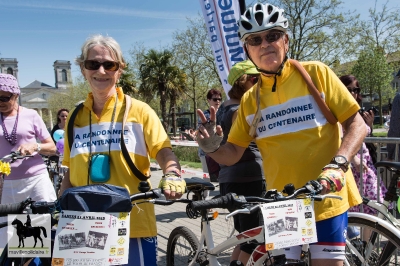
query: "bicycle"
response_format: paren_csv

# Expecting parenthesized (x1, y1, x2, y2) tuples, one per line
(42, 154, 65, 195)
(344, 160, 400, 266)
(0, 181, 180, 266)
(165, 178, 342, 266)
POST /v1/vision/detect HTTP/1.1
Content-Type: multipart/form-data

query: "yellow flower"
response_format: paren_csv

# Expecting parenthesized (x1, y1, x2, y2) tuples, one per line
(0, 161, 11, 175)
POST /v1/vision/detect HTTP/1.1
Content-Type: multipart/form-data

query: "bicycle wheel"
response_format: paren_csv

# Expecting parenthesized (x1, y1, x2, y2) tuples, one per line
(166, 226, 199, 266)
(347, 216, 400, 266)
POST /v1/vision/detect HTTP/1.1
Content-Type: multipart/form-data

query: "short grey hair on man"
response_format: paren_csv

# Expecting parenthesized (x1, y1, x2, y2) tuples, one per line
(75, 34, 126, 71)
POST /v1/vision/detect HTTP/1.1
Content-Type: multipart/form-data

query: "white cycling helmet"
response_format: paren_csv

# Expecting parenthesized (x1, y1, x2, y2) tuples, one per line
(238, 2, 289, 42)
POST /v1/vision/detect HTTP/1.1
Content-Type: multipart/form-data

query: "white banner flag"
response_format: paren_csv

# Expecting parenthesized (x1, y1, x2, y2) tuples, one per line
(199, 0, 246, 95)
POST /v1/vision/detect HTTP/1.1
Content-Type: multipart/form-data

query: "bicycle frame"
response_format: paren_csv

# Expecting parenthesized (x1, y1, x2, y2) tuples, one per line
(365, 198, 400, 228)
(189, 219, 266, 266)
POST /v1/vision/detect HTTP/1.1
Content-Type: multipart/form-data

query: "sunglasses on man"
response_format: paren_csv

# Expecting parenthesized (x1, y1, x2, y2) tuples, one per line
(84, 60, 120, 71)
(246, 31, 284, 46)
(347, 87, 361, 94)
(0, 94, 14, 102)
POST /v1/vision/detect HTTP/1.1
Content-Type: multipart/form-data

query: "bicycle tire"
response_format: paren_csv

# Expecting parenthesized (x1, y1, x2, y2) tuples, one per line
(347, 216, 400, 266)
(166, 226, 199, 266)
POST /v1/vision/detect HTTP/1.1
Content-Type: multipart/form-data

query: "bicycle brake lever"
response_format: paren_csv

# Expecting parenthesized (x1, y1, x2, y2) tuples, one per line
(312, 195, 343, 201)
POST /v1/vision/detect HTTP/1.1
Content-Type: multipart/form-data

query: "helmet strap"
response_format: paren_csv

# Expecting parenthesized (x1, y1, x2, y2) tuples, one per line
(245, 44, 288, 92)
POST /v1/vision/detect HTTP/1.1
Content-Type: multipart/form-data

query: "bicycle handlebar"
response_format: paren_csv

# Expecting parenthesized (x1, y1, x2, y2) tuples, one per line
(0, 151, 33, 163)
(190, 180, 327, 211)
(0, 199, 33, 217)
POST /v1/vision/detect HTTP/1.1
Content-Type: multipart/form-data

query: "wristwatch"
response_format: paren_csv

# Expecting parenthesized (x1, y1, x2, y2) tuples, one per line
(330, 155, 349, 172)
(36, 143, 41, 152)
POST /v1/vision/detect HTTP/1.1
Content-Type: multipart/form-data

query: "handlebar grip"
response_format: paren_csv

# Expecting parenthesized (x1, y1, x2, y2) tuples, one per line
(191, 193, 248, 211)
(191, 196, 229, 211)
(31, 201, 56, 214)
(0, 201, 30, 217)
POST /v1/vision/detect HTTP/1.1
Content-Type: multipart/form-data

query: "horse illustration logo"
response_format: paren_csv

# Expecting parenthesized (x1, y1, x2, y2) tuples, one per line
(11, 214, 47, 248)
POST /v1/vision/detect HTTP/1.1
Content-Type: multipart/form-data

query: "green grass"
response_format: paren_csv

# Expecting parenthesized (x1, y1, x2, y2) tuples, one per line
(372, 132, 388, 137)
(150, 146, 202, 170)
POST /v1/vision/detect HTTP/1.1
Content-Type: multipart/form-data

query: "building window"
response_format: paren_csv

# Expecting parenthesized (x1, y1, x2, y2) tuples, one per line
(7, 67, 13, 75)
(61, 69, 67, 82)
(42, 93, 46, 99)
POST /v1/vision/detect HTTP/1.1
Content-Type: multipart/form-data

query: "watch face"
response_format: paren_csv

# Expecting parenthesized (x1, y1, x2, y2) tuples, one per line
(334, 156, 347, 164)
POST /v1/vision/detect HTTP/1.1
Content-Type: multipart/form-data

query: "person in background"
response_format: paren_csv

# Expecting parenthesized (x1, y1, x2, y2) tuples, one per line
(49, 108, 69, 160)
(51, 108, 69, 143)
(0, 73, 57, 249)
(59, 34, 185, 266)
(387, 93, 400, 161)
(197, 88, 223, 176)
(196, 3, 365, 265)
(218, 60, 265, 264)
(339, 75, 387, 215)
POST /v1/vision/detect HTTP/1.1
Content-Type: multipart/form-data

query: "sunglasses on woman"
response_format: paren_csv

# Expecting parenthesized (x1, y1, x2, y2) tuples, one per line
(246, 31, 284, 46)
(347, 87, 361, 94)
(84, 60, 120, 71)
(0, 94, 14, 102)
(211, 98, 222, 102)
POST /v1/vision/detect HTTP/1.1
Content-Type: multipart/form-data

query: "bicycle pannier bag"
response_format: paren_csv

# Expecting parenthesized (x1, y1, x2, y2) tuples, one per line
(59, 184, 132, 213)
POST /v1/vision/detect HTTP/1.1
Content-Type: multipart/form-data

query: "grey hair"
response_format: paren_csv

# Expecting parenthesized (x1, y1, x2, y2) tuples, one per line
(75, 34, 126, 71)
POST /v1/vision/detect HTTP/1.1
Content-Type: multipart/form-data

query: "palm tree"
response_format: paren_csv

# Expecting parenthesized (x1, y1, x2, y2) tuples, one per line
(167, 68, 187, 136)
(117, 63, 137, 96)
(139, 49, 185, 132)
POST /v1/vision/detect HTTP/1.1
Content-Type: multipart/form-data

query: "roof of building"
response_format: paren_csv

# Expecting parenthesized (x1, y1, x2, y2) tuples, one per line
(22, 80, 55, 89)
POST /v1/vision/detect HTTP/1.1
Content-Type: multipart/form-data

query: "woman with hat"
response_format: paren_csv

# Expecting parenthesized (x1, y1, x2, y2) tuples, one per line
(217, 60, 265, 264)
(0, 73, 57, 248)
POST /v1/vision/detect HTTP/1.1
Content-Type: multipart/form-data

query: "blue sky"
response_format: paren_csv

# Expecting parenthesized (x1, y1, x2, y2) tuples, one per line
(0, 0, 398, 88)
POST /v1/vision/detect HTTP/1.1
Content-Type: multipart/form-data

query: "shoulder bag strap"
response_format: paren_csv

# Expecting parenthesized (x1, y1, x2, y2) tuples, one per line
(289, 59, 338, 125)
(120, 95, 150, 181)
(68, 103, 84, 151)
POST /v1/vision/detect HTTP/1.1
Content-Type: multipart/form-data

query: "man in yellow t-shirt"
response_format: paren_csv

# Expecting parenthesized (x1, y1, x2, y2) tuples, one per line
(196, 3, 366, 266)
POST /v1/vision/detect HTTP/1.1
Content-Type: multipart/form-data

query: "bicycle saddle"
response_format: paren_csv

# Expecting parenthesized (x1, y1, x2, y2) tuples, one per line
(184, 177, 215, 191)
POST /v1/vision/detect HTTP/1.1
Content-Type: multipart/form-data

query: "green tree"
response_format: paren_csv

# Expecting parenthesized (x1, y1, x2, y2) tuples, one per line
(47, 77, 91, 117)
(167, 68, 187, 136)
(117, 63, 137, 96)
(139, 49, 184, 132)
(267, 0, 361, 66)
(351, 46, 395, 124)
(171, 16, 221, 127)
(358, 0, 400, 54)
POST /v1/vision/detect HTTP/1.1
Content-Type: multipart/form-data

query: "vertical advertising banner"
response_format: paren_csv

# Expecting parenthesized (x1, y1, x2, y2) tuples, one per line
(199, 0, 245, 95)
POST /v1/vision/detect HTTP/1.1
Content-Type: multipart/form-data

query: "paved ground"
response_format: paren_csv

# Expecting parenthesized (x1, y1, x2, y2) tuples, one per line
(149, 167, 234, 266)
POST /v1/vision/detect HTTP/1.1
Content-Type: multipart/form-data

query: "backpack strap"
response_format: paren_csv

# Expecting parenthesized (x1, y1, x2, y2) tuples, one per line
(120, 95, 151, 181)
(67, 96, 150, 181)
(68, 103, 84, 151)
(289, 59, 338, 125)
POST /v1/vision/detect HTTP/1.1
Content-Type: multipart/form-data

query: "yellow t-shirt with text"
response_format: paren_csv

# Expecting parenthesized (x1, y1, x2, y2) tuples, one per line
(228, 61, 362, 221)
(63, 88, 171, 237)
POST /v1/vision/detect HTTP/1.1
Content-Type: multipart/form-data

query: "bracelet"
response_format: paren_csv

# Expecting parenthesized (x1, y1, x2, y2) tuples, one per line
(164, 170, 181, 177)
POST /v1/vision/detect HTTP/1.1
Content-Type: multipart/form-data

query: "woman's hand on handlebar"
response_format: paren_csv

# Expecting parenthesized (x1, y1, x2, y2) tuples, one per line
(17, 143, 39, 156)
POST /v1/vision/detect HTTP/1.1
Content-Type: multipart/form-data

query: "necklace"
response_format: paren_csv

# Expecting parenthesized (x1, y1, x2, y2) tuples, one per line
(1, 107, 19, 145)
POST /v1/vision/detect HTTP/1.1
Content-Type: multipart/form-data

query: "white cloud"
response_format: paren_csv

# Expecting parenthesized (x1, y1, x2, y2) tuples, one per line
(0, 1, 191, 20)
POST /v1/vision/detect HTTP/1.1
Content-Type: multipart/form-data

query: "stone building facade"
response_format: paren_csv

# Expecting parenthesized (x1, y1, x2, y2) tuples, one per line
(0, 58, 72, 129)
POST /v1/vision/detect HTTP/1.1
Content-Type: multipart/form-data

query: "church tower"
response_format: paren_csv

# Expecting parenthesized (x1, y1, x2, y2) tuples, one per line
(0, 58, 19, 79)
(53, 60, 72, 89)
